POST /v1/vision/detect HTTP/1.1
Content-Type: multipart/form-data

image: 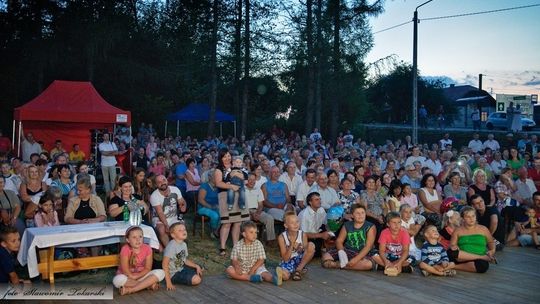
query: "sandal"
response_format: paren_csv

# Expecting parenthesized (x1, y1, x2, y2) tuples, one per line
(219, 248, 227, 257)
(292, 270, 302, 281)
(443, 269, 456, 277)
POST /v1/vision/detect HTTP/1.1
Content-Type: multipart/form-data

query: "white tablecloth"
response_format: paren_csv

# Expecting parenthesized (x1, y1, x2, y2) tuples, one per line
(17, 222, 160, 278)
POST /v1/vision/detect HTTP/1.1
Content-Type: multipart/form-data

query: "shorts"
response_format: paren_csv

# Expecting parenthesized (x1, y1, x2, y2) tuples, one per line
(279, 254, 304, 273)
(327, 248, 377, 261)
(152, 216, 180, 228)
(518, 234, 540, 247)
(171, 266, 199, 286)
(113, 269, 165, 288)
(385, 253, 416, 265)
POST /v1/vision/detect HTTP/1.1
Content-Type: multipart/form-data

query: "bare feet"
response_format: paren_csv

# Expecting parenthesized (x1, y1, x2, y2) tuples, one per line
(120, 286, 132, 296)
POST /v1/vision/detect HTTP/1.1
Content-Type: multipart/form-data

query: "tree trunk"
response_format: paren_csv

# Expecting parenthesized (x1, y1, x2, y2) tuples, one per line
(330, 0, 341, 142)
(207, 0, 219, 136)
(241, 0, 250, 137)
(304, 0, 315, 135)
(314, 0, 323, 130)
(234, 0, 242, 137)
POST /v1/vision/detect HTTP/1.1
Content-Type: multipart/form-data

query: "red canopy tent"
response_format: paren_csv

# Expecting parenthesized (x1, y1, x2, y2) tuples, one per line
(13, 80, 131, 165)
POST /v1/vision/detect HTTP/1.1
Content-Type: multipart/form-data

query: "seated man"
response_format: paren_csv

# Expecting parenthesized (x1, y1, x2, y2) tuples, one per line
(150, 175, 187, 246)
(308, 173, 339, 210)
(246, 173, 276, 246)
(299, 192, 331, 257)
(261, 166, 292, 222)
(296, 169, 317, 209)
(69, 144, 86, 162)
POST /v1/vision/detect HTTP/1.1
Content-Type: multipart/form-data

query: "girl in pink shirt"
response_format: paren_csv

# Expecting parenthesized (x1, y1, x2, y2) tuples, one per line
(34, 196, 59, 227)
(112, 226, 165, 295)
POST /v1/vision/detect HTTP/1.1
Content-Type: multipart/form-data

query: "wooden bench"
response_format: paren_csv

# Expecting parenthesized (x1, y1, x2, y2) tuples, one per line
(37, 247, 119, 283)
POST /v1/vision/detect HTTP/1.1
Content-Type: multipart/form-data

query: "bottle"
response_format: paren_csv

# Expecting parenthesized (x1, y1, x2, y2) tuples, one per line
(123, 203, 129, 222)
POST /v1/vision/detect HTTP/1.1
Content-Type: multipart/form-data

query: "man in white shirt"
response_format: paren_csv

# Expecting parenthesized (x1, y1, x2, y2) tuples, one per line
(279, 161, 303, 201)
(296, 169, 317, 209)
(150, 175, 187, 246)
(439, 133, 453, 150)
(404, 146, 426, 167)
(423, 150, 442, 176)
(490, 151, 506, 176)
(299, 192, 330, 257)
(308, 173, 339, 210)
(20, 131, 42, 163)
(0, 162, 21, 195)
(309, 128, 322, 142)
(515, 167, 537, 206)
(98, 133, 119, 193)
(245, 173, 275, 245)
(468, 133, 484, 153)
(483, 134, 500, 151)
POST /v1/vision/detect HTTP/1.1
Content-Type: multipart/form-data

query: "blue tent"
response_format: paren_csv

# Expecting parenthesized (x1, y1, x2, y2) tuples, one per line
(165, 103, 236, 136)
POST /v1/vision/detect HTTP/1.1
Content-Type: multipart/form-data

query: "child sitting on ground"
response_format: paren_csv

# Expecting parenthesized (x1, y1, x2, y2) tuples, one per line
(439, 210, 461, 250)
(226, 221, 282, 285)
(34, 194, 60, 227)
(400, 204, 422, 261)
(226, 157, 248, 210)
(0, 226, 26, 284)
(376, 212, 415, 276)
(513, 207, 540, 249)
(163, 222, 203, 290)
(321, 204, 378, 271)
(277, 211, 315, 281)
(419, 225, 456, 277)
(113, 226, 165, 295)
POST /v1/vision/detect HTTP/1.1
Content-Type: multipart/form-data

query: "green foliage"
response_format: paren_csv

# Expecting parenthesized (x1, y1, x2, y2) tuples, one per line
(366, 62, 456, 124)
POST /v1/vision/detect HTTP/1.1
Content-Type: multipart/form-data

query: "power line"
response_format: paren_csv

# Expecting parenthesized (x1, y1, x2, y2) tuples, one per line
(373, 20, 411, 34)
(372, 3, 540, 35)
(421, 3, 540, 21)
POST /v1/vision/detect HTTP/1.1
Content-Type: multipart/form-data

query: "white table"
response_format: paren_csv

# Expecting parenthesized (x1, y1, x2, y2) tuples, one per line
(17, 222, 159, 282)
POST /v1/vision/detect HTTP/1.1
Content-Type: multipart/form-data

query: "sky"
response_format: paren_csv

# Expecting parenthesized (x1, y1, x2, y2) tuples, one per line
(366, 0, 540, 96)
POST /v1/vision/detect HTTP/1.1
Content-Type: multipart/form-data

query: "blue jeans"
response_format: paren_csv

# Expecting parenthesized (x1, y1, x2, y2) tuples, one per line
(227, 176, 245, 209)
(197, 206, 220, 230)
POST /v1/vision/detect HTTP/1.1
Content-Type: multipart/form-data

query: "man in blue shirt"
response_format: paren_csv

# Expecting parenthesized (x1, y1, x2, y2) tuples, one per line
(175, 151, 191, 193)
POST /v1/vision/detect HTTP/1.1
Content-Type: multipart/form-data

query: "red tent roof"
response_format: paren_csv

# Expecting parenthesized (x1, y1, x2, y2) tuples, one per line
(14, 80, 131, 124)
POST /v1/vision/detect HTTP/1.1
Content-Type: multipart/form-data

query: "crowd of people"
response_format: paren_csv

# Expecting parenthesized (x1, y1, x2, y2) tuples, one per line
(1, 123, 539, 294)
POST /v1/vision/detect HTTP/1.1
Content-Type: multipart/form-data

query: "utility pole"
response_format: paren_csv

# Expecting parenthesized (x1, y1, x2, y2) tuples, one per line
(412, 0, 434, 145)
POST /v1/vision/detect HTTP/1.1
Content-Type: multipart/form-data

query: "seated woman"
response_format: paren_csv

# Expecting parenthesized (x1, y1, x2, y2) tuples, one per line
(74, 162, 96, 194)
(51, 164, 75, 221)
(448, 206, 496, 273)
(197, 170, 220, 238)
(21, 164, 48, 226)
(418, 174, 442, 227)
(108, 176, 149, 225)
(337, 178, 360, 221)
(65, 177, 107, 257)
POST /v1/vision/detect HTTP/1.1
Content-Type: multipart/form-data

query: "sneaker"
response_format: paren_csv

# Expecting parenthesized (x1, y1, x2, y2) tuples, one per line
(421, 270, 430, 277)
(273, 267, 283, 286)
(249, 274, 263, 283)
(402, 265, 413, 273)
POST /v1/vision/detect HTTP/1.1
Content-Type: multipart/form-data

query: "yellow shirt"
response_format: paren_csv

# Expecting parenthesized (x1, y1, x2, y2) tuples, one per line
(69, 151, 86, 162)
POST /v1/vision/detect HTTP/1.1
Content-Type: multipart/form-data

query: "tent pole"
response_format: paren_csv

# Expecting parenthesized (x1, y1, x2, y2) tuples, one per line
(233, 121, 237, 138)
(129, 126, 133, 175)
(11, 120, 15, 155)
(18, 121, 22, 158)
(220, 123, 223, 137)
(176, 121, 179, 137)
(164, 121, 168, 138)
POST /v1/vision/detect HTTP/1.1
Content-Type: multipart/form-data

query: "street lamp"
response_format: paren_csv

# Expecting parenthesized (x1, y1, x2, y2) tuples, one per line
(412, 0, 434, 145)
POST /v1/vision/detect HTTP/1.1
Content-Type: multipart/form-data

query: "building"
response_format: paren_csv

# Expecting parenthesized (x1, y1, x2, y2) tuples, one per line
(441, 84, 496, 128)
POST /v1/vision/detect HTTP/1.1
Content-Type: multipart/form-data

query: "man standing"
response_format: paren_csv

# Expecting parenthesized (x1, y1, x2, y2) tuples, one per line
(21, 131, 41, 163)
(98, 133, 119, 193)
(150, 175, 187, 246)
(471, 106, 481, 130)
(245, 173, 276, 246)
(419, 104, 428, 129)
(175, 151, 191, 193)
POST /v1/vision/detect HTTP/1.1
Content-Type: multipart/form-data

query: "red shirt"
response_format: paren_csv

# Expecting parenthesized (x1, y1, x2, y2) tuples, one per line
(379, 227, 411, 257)
(0, 137, 11, 153)
(527, 168, 540, 191)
